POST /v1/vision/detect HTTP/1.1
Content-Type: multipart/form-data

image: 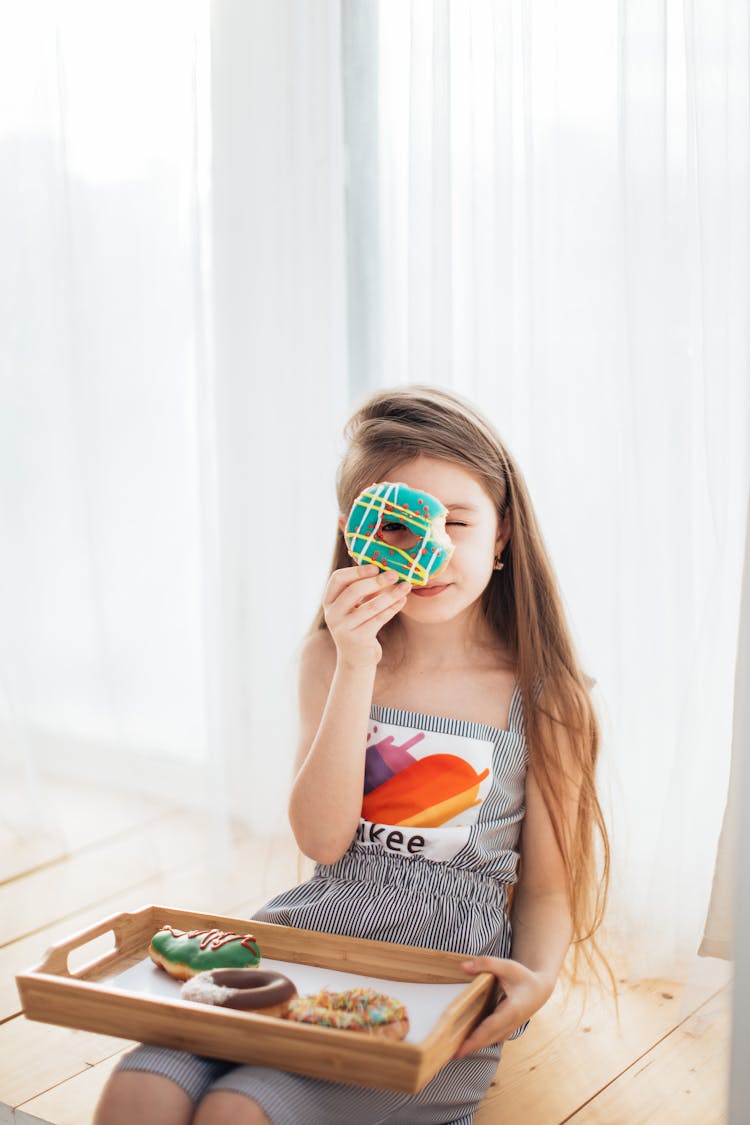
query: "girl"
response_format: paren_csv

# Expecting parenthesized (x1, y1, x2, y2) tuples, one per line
(96, 385, 612, 1125)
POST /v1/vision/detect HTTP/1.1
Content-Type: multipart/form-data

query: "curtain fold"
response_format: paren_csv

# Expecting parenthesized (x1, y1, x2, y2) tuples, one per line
(1, 3, 216, 812)
(0, 2, 348, 836)
(207, 0, 349, 831)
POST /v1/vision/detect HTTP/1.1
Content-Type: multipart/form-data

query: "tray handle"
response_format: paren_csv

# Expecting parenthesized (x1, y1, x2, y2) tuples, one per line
(35, 906, 152, 979)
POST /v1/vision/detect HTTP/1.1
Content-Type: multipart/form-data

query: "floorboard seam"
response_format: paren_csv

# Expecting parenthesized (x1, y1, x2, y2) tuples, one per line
(557, 984, 729, 1123)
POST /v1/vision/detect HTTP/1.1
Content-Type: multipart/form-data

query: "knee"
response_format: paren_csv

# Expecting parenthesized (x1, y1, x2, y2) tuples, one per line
(94, 1071, 193, 1125)
(194, 1091, 271, 1125)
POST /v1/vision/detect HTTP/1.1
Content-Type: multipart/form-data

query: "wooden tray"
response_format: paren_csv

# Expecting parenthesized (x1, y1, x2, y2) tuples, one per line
(16, 904, 496, 1093)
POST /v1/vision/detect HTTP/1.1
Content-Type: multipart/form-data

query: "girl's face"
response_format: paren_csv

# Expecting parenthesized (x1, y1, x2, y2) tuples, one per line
(382, 454, 509, 619)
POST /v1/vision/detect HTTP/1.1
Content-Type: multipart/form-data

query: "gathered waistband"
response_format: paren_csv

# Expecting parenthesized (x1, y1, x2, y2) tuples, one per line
(314, 849, 511, 909)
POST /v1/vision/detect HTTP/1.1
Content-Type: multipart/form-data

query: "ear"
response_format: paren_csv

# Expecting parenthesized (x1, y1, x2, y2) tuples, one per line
(495, 507, 511, 554)
(338, 514, 346, 534)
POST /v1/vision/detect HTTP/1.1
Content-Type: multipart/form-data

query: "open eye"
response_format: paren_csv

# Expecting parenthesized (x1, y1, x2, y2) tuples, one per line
(379, 521, 421, 549)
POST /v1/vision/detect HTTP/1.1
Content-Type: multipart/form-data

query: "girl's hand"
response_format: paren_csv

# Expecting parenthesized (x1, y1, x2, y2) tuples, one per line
(323, 564, 411, 669)
(454, 957, 553, 1058)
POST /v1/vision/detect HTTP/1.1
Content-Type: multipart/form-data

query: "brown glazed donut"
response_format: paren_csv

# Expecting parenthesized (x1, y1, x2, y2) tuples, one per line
(180, 968, 297, 1018)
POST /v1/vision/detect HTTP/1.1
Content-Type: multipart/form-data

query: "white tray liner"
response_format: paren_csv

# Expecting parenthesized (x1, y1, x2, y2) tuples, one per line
(111, 957, 470, 1043)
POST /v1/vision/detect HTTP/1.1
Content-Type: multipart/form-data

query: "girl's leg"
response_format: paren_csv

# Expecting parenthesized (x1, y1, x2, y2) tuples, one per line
(201, 1047, 500, 1124)
(193, 1091, 271, 1125)
(95, 1045, 231, 1124)
(93, 1071, 192, 1125)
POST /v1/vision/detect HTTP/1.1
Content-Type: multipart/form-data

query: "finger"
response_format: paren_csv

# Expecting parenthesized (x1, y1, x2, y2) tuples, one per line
(455, 1027, 501, 1058)
(455, 1014, 505, 1057)
(334, 571, 405, 617)
(324, 575, 405, 629)
(323, 564, 380, 606)
(326, 565, 393, 604)
(350, 569, 404, 605)
(459, 961, 505, 1016)
(345, 585, 411, 630)
(454, 1009, 514, 1059)
(323, 569, 380, 612)
(462, 957, 523, 981)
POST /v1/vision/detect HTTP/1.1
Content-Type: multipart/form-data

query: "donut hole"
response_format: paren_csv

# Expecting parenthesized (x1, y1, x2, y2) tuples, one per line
(379, 522, 422, 550)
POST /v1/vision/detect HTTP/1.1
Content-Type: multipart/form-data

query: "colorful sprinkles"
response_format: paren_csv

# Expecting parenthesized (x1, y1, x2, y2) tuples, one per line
(287, 988, 408, 1033)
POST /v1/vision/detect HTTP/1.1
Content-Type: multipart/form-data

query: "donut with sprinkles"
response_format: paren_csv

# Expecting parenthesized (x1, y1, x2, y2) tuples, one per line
(287, 988, 409, 1040)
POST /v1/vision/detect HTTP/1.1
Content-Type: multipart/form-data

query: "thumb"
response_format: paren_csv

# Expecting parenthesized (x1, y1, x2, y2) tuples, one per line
(462, 956, 520, 978)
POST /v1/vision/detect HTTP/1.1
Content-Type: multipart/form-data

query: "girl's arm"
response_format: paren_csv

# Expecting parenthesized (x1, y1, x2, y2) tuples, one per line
(288, 564, 411, 863)
(504, 763, 576, 990)
(456, 711, 580, 1055)
(288, 631, 375, 863)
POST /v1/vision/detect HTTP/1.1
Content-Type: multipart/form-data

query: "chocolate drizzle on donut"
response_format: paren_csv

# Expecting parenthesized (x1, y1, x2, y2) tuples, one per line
(158, 926, 258, 952)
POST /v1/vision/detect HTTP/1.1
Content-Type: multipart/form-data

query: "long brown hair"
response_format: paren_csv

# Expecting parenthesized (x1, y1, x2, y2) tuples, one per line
(308, 384, 616, 1001)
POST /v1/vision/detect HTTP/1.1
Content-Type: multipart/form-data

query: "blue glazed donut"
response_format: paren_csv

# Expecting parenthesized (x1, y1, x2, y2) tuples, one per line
(344, 481, 455, 587)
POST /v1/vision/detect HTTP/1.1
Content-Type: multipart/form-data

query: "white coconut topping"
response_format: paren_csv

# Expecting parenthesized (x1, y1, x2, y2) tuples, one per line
(181, 974, 235, 1005)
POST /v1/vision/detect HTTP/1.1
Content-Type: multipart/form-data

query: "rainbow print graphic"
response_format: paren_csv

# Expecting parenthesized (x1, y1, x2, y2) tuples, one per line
(362, 725, 492, 830)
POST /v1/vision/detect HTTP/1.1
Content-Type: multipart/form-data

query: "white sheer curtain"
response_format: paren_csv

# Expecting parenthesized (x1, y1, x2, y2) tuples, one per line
(356, 0, 749, 982)
(2, 0, 748, 988)
(0, 0, 347, 839)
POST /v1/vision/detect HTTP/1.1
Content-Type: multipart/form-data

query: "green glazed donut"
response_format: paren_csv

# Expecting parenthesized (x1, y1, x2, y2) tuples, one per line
(149, 926, 261, 981)
(344, 481, 455, 587)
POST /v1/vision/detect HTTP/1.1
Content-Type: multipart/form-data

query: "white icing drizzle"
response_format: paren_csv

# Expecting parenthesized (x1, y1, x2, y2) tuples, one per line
(355, 482, 397, 560)
(350, 482, 451, 583)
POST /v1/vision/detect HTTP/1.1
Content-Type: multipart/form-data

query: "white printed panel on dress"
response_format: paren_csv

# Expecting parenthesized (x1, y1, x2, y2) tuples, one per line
(359, 721, 494, 862)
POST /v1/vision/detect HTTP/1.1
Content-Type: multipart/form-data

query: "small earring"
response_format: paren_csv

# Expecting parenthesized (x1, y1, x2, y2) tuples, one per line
(493, 556, 504, 571)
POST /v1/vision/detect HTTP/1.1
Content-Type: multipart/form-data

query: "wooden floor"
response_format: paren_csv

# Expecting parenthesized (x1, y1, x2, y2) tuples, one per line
(0, 773, 732, 1124)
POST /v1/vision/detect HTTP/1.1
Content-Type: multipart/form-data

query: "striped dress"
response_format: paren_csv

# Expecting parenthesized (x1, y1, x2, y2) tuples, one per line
(117, 686, 530, 1123)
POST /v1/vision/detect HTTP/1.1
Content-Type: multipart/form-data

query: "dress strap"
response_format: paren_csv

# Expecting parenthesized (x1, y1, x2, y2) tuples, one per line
(507, 682, 524, 733)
